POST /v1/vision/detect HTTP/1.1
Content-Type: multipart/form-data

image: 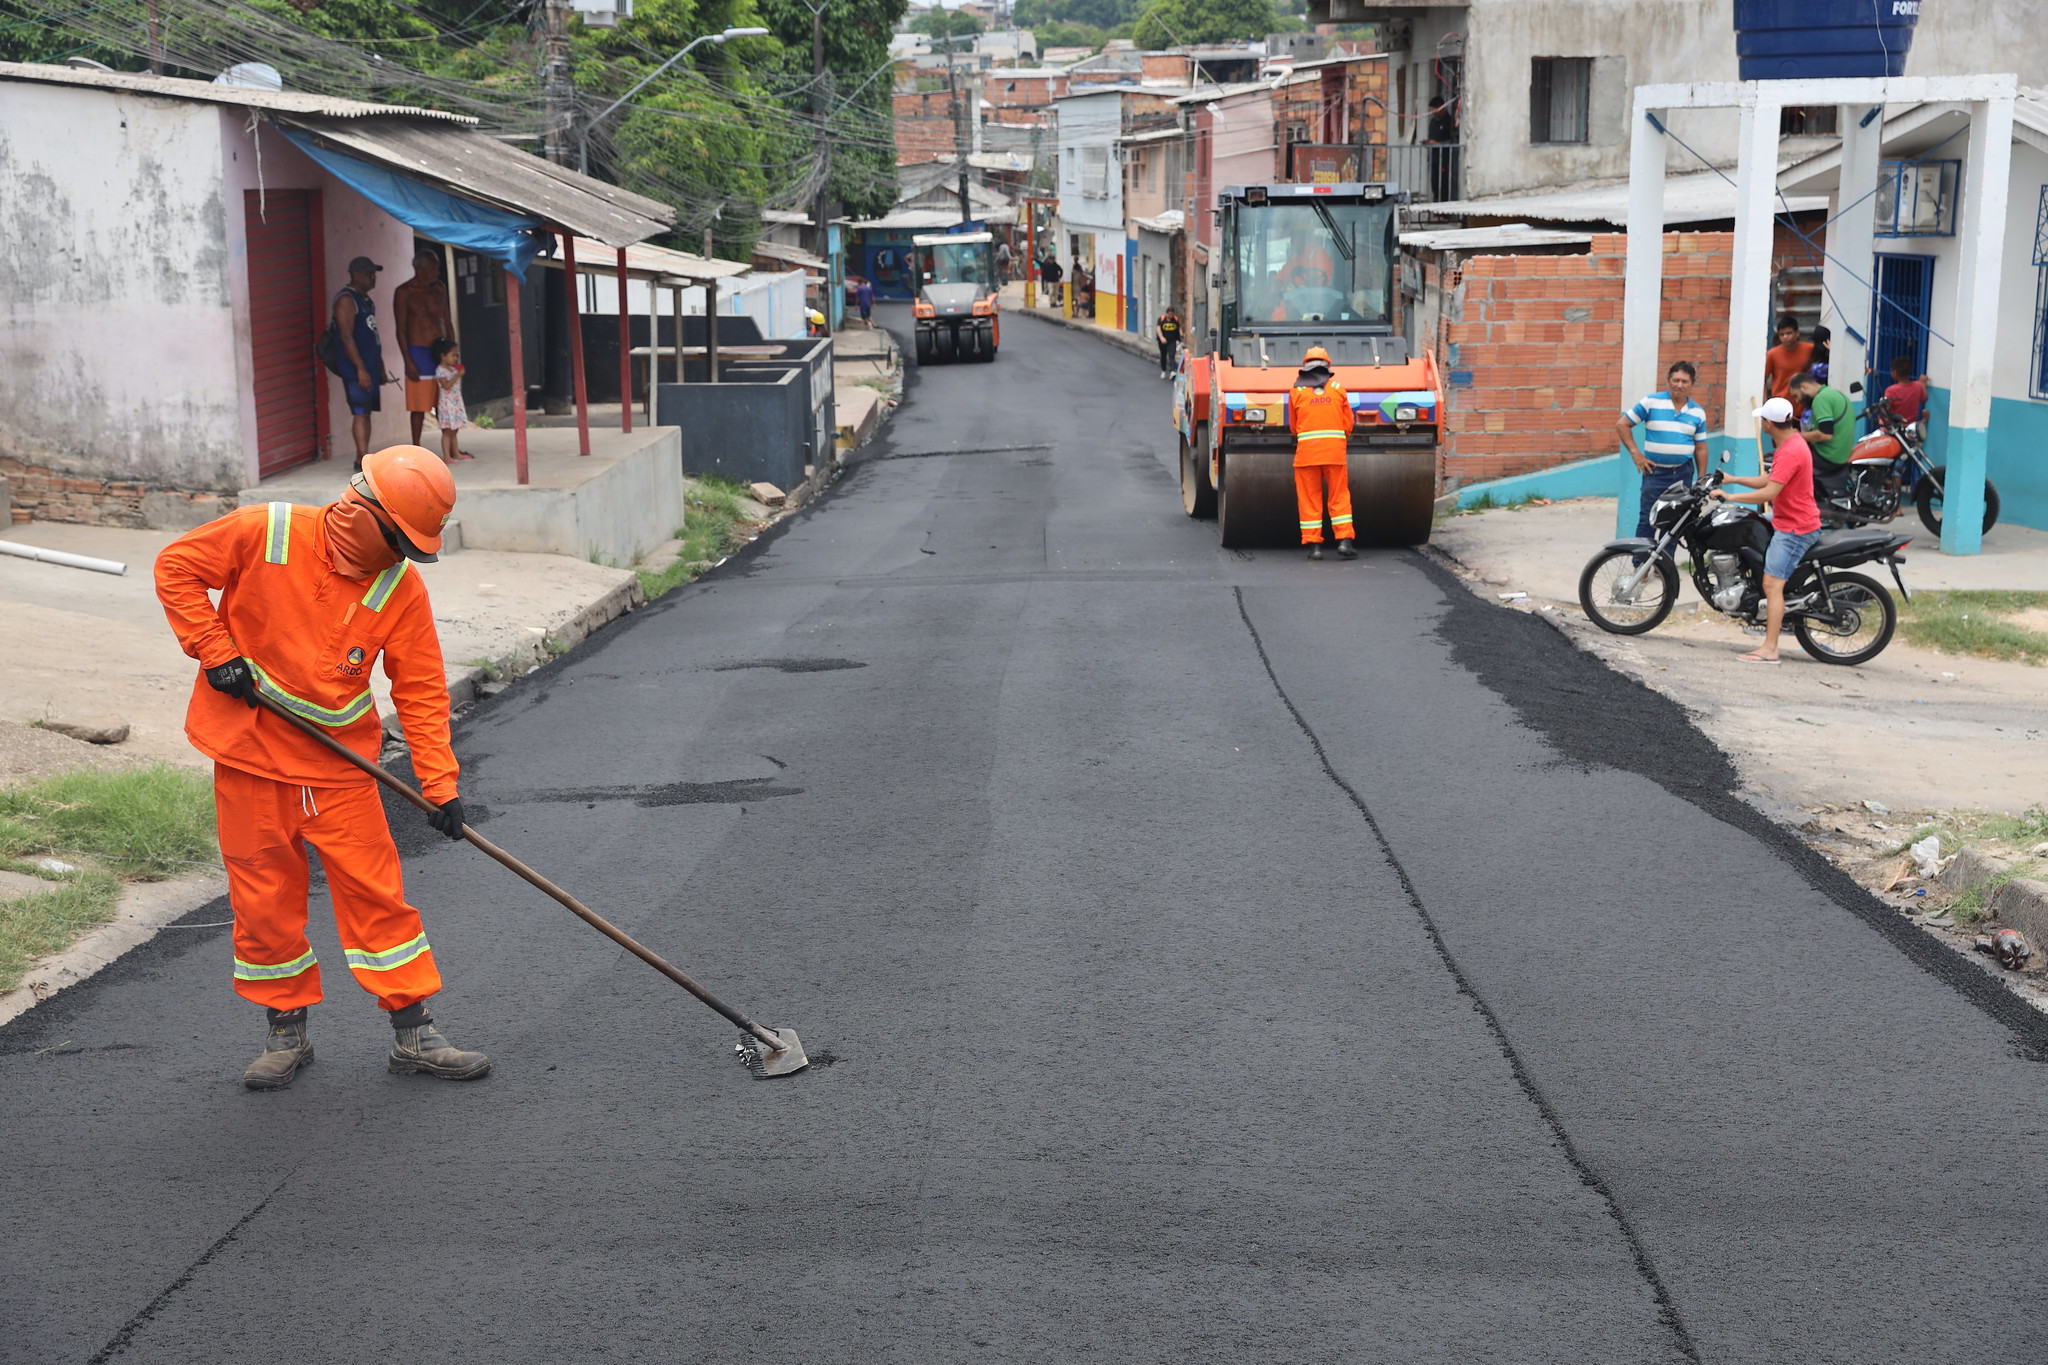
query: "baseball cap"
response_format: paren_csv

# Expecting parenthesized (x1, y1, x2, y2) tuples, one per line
(1752, 396, 1794, 423)
(347, 255, 384, 274)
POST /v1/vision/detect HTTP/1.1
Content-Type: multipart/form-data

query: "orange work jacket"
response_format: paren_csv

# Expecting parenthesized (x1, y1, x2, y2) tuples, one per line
(1288, 380, 1355, 467)
(155, 502, 459, 801)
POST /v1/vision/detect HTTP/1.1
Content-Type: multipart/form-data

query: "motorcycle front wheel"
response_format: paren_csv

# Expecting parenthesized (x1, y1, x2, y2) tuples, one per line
(1578, 549, 1678, 634)
(1792, 570, 1896, 665)
(1915, 466, 2001, 536)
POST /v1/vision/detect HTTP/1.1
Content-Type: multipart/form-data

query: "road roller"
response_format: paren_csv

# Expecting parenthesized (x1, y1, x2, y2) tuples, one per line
(1171, 182, 1440, 547)
(911, 231, 1001, 364)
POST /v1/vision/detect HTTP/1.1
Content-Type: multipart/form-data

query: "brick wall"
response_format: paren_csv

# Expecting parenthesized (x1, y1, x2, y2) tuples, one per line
(0, 454, 234, 528)
(893, 88, 975, 164)
(1440, 231, 1733, 486)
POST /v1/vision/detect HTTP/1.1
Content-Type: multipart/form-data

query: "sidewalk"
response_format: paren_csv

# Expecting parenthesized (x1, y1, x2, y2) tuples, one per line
(1431, 497, 2048, 815)
(0, 520, 643, 771)
(830, 322, 900, 452)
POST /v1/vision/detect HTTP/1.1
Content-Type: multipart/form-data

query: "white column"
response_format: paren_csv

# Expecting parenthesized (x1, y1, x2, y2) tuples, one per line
(1616, 96, 1669, 536)
(1722, 84, 1784, 478)
(1939, 94, 2014, 555)
(1823, 103, 1882, 394)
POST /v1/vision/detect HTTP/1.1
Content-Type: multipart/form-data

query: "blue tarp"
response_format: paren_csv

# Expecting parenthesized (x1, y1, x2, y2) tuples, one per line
(278, 127, 544, 279)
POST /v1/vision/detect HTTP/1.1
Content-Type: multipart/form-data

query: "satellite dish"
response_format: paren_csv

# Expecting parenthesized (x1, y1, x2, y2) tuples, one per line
(213, 62, 283, 91)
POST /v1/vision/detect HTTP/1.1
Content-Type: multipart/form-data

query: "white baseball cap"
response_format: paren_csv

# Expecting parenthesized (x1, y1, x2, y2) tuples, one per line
(1752, 396, 1795, 423)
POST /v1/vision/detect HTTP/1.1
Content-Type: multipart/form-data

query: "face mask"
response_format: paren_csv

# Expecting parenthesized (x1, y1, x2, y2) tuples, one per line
(323, 495, 402, 580)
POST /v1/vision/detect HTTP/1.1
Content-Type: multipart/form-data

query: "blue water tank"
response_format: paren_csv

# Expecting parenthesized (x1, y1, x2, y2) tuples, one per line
(1733, 0, 1921, 81)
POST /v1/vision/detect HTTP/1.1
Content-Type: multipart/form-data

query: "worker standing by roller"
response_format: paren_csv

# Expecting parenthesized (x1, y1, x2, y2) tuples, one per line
(155, 446, 490, 1091)
(1289, 345, 1357, 560)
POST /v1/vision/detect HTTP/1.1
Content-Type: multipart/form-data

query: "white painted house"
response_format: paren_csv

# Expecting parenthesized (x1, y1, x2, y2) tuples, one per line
(1054, 88, 1129, 329)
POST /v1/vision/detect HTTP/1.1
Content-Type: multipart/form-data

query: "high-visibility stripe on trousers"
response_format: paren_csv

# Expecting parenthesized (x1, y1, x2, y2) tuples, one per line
(214, 762, 442, 1013)
(1295, 465, 1355, 544)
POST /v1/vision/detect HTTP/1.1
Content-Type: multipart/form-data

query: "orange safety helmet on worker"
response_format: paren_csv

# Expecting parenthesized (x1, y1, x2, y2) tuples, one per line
(1288, 346, 1358, 558)
(155, 445, 490, 1089)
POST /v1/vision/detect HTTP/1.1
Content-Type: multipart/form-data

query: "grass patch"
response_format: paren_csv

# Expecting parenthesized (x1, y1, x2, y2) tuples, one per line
(638, 476, 760, 601)
(0, 872, 121, 992)
(1460, 490, 1536, 513)
(1897, 590, 2048, 664)
(0, 764, 218, 991)
(0, 765, 218, 878)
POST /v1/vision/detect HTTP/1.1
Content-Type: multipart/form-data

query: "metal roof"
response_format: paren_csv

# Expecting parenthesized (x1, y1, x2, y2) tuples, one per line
(913, 232, 994, 246)
(752, 239, 830, 270)
(1399, 223, 1595, 251)
(280, 116, 673, 247)
(1427, 169, 1826, 226)
(0, 60, 474, 124)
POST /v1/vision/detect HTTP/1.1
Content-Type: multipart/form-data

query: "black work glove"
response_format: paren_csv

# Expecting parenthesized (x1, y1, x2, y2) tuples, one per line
(205, 657, 259, 708)
(426, 797, 466, 841)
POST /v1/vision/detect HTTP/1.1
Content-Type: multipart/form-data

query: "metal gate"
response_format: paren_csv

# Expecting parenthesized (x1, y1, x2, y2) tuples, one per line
(245, 189, 321, 477)
(1869, 252, 1935, 383)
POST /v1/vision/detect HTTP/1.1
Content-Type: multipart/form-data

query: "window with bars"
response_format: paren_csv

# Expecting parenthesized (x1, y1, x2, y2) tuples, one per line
(1529, 58, 1591, 144)
(2032, 187, 2048, 400)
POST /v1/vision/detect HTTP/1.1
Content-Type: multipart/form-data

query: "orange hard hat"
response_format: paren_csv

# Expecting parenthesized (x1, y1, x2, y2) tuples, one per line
(358, 445, 456, 560)
(1302, 345, 1332, 366)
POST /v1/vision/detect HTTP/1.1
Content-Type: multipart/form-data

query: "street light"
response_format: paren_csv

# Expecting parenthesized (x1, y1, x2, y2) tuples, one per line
(579, 26, 771, 173)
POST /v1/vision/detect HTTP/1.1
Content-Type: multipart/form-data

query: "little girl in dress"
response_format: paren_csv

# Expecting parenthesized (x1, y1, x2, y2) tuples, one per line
(432, 338, 473, 462)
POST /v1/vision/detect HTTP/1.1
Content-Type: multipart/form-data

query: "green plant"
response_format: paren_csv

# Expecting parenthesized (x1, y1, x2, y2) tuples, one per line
(0, 871, 121, 992)
(1950, 866, 2033, 925)
(1461, 490, 1534, 513)
(637, 476, 759, 601)
(0, 765, 219, 880)
(468, 657, 503, 685)
(1897, 590, 2048, 664)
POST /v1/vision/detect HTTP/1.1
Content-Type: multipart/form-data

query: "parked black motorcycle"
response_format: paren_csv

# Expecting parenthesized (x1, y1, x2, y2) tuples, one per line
(1815, 383, 2000, 536)
(1579, 468, 1913, 665)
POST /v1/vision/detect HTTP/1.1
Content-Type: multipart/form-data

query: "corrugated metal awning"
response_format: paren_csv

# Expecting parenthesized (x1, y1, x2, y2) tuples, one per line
(0, 60, 473, 123)
(752, 239, 829, 270)
(279, 116, 673, 247)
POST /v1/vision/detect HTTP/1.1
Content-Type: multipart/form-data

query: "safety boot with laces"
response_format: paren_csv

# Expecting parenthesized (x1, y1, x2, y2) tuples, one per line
(387, 1002, 490, 1080)
(243, 1008, 314, 1090)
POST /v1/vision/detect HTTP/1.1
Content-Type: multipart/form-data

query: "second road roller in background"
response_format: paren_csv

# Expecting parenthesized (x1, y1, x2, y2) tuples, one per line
(1172, 181, 1440, 547)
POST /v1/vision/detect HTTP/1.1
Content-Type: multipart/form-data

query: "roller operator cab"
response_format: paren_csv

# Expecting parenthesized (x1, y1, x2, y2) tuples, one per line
(1172, 183, 1442, 547)
(911, 231, 1001, 364)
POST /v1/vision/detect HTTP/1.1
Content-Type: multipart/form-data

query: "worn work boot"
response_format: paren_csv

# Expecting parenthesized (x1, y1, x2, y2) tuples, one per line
(1336, 539, 1358, 560)
(1305, 542, 1324, 561)
(243, 1008, 314, 1091)
(387, 1003, 491, 1080)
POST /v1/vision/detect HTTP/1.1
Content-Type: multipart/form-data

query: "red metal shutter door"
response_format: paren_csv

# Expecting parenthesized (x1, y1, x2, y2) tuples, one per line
(245, 190, 319, 477)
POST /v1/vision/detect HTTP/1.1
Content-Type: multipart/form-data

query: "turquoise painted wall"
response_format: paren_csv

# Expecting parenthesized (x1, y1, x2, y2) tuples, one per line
(1921, 386, 2048, 532)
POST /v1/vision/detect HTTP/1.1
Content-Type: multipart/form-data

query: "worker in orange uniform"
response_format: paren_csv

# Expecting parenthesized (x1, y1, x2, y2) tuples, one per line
(1289, 345, 1357, 560)
(155, 446, 489, 1091)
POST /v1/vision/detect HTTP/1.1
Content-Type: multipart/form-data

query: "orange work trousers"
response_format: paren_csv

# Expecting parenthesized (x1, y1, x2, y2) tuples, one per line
(215, 762, 441, 1013)
(1295, 465, 1355, 544)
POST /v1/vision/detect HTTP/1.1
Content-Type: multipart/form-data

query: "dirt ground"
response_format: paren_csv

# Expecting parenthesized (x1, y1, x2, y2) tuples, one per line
(1431, 498, 2048, 819)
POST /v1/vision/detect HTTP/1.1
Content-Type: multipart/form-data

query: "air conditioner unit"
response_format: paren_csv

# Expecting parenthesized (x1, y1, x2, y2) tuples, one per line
(571, 0, 633, 28)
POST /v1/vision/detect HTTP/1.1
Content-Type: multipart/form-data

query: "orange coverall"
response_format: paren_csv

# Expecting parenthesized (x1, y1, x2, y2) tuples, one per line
(155, 502, 457, 1013)
(1289, 379, 1356, 544)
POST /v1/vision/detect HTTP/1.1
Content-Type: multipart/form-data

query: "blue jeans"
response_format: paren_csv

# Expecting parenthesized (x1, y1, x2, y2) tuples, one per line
(1636, 464, 1693, 542)
(1764, 528, 1822, 580)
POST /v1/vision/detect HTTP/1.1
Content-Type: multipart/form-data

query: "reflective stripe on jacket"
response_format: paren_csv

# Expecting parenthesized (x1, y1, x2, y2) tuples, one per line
(1288, 380, 1355, 467)
(155, 501, 460, 801)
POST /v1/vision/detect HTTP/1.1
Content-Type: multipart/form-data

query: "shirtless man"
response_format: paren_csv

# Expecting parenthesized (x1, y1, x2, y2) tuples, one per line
(392, 248, 456, 446)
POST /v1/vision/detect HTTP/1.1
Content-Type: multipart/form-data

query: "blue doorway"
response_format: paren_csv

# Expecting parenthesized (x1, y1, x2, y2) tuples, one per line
(1869, 252, 1935, 384)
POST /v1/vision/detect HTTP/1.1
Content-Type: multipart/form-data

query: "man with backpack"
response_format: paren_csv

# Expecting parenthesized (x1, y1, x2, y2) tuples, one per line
(327, 257, 388, 471)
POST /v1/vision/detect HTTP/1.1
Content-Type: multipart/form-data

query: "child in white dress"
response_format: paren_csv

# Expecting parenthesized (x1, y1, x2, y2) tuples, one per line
(432, 339, 473, 462)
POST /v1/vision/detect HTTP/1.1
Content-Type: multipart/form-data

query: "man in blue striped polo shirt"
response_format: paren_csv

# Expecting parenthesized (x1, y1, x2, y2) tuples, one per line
(1616, 360, 1710, 543)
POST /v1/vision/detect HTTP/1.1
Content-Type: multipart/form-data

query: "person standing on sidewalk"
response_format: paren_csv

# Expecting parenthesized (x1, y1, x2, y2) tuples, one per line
(393, 247, 457, 448)
(331, 257, 388, 472)
(154, 446, 491, 1090)
(1289, 346, 1357, 561)
(1715, 397, 1823, 664)
(1155, 304, 1183, 380)
(1616, 360, 1709, 544)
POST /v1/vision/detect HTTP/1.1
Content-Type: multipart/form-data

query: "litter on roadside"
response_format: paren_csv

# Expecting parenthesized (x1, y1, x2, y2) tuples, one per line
(36, 858, 76, 874)
(1908, 835, 1942, 879)
(1861, 799, 1891, 815)
(1497, 591, 1528, 601)
(1976, 929, 2033, 971)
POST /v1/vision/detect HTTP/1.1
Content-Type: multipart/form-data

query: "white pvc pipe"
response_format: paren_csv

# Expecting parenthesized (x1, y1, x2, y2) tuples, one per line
(0, 540, 127, 575)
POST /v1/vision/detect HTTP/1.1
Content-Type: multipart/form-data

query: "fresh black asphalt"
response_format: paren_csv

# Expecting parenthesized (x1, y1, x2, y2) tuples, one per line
(5, 305, 2047, 1363)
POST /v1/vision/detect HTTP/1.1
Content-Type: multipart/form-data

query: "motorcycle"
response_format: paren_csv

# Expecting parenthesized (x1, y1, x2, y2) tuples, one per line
(1578, 467, 1913, 666)
(1814, 383, 2000, 536)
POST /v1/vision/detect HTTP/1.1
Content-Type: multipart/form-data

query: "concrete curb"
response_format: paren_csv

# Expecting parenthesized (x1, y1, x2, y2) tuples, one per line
(1991, 877, 2048, 943)
(430, 574, 645, 719)
(0, 872, 228, 1026)
(1011, 304, 1157, 362)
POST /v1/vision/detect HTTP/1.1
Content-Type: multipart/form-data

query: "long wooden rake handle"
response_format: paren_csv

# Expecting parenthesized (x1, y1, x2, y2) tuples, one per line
(251, 691, 785, 1051)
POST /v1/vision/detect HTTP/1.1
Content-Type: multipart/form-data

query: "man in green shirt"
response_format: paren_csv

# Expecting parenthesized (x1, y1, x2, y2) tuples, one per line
(1791, 371, 1855, 466)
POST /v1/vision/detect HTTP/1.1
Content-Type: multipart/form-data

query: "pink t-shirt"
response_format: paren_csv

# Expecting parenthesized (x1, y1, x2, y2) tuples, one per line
(1885, 379, 1925, 424)
(1767, 433, 1821, 535)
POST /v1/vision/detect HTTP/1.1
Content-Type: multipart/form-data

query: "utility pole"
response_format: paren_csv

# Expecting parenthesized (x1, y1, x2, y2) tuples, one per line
(146, 0, 161, 74)
(944, 31, 972, 226)
(542, 0, 574, 165)
(809, 1, 832, 265)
